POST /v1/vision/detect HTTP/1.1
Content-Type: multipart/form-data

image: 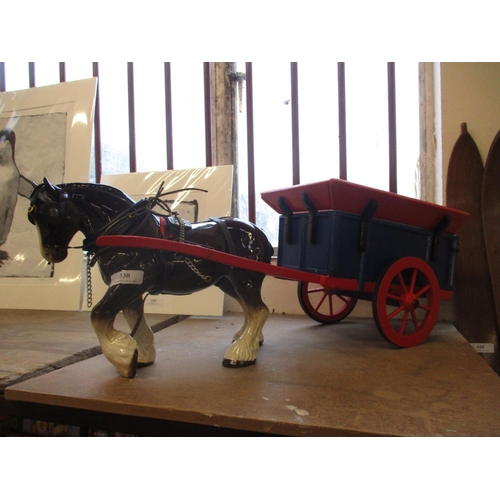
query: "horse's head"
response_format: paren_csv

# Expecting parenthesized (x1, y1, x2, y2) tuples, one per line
(28, 178, 81, 263)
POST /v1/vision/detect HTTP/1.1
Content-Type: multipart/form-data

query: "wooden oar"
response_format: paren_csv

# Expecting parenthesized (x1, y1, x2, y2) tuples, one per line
(482, 127, 500, 348)
(446, 123, 499, 373)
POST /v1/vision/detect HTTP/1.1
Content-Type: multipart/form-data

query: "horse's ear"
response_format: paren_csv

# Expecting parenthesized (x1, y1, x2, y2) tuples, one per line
(43, 177, 68, 201)
(43, 177, 56, 196)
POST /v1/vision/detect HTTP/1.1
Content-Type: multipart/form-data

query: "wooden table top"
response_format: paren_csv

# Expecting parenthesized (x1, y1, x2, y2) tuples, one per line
(5, 312, 500, 436)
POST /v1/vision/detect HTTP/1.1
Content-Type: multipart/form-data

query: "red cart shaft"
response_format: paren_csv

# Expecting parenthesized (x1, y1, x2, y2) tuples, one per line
(96, 234, 451, 302)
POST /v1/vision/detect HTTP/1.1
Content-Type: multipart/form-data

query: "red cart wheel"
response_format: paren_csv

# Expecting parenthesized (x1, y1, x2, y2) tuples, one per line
(298, 281, 358, 324)
(372, 257, 440, 347)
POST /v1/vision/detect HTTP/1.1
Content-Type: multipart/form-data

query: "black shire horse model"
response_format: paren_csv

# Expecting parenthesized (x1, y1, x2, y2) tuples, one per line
(28, 178, 273, 378)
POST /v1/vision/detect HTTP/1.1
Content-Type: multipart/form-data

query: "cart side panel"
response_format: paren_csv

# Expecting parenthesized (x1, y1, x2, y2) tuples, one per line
(277, 215, 306, 271)
(363, 220, 432, 282)
(278, 210, 459, 291)
(292, 212, 334, 275)
(328, 212, 362, 278)
(429, 234, 459, 291)
(278, 211, 362, 278)
(364, 222, 458, 291)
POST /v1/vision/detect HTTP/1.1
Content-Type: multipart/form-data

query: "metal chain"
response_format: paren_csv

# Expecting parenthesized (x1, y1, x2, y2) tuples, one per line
(86, 252, 93, 308)
(184, 257, 212, 283)
(176, 215, 212, 283)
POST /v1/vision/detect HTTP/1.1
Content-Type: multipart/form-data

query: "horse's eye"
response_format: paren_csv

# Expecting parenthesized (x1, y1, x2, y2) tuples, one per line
(49, 207, 59, 218)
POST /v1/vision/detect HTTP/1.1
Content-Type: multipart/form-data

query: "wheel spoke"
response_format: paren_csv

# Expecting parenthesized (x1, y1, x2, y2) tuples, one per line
(315, 292, 328, 312)
(338, 295, 350, 305)
(387, 305, 405, 320)
(307, 287, 326, 295)
(397, 272, 409, 293)
(414, 284, 431, 299)
(411, 310, 420, 330)
(387, 293, 403, 302)
(398, 310, 409, 334)
(408, 269, 418, 293)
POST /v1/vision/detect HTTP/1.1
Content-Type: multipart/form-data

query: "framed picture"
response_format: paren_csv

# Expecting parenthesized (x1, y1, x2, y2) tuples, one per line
(0, 78, 97, 310)
(83, 166, 234, 316)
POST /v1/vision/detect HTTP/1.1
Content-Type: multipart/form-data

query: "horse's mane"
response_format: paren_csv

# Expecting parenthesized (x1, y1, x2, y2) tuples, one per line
(59, 182, 136, 222)
(61, 182, 134, 202)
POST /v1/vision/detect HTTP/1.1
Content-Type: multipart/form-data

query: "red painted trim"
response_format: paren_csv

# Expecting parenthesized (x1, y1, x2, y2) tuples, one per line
(96, 235, 454, 301)
(261, 178, 469, 234)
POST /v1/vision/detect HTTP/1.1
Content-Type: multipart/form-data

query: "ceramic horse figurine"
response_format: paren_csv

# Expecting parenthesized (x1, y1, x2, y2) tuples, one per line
(27, 178, 273, 378)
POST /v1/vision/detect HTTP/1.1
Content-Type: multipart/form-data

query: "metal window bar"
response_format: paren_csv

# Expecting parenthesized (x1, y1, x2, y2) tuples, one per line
(337, 62, 347, 181)
(164, 62, 174, 170)
(203, 62, 213, 167)
(92, 63, 103, 183)
(0, 62, 5, 92)
(59, 63, 66, 83)
(387, 62, 398, 193)
(290, 62, 300, 185)
(28, 62, 35, 88)
(127, 62, 137, 173)
(245, 62, 256, 224)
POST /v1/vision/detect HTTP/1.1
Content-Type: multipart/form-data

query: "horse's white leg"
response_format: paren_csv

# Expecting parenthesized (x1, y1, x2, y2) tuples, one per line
(230, 301, 265, 346)
(122, 300, 156, 367)
(221, 273, 269, 367)
(223, 304, 269, 366)
(231, 314, 248, 343)
(90, 285, 150, 378)
(91, 311, 139, 378)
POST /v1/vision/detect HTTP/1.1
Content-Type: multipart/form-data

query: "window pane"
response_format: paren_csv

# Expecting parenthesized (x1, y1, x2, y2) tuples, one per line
(32, 63, 60, 87)
(4, 62, 30, 91)
(64, 62, 93, 82)
(170, 62, 206, 169)
(345, 62, 390, 191)
(297, 62, 340, 184)
(97, 62, 130, 176)
(396, 62, 420, 198)
(236, 62, 249, 220)
(252, 62, 293, 244)
(133, 62, 167, 172)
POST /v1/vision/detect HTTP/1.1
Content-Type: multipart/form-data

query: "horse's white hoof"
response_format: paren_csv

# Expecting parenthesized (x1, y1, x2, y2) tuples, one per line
(102, 333, 139, 378)
(223, 337, 260, 368)
(222, 358, 256, 368)
(117, 348, 138, 378)
(137, 343, 156, 367)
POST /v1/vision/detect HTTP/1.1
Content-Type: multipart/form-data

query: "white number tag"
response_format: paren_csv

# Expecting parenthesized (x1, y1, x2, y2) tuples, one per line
(471, 343, 495, 353)
(110, 270, 144, 286)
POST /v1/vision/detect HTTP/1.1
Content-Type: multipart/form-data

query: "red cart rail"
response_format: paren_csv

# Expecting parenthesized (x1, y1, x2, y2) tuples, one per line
(96, 234, 378, 294)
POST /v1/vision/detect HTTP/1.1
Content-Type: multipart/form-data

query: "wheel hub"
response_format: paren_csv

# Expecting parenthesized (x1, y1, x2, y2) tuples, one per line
(401, 293, 419, 311)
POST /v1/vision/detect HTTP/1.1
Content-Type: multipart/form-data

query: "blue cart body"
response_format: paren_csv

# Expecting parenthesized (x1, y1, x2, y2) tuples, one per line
(277, 210, 459, 292)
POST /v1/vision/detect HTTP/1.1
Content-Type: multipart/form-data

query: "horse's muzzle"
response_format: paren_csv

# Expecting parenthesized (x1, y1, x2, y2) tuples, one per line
(42, 244, 68, 263)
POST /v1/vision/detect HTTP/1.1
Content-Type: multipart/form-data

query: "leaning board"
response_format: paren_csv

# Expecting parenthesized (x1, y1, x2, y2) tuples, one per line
(482, 128, 500, 337)
(446, 123, 499, 373)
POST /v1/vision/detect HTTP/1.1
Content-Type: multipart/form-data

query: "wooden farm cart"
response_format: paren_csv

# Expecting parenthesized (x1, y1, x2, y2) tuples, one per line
(97, 179, 469, 349)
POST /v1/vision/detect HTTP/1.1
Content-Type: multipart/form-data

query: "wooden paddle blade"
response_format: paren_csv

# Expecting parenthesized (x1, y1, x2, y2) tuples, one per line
(446, 123, 499, 373)
(483, 127, 500, 341)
